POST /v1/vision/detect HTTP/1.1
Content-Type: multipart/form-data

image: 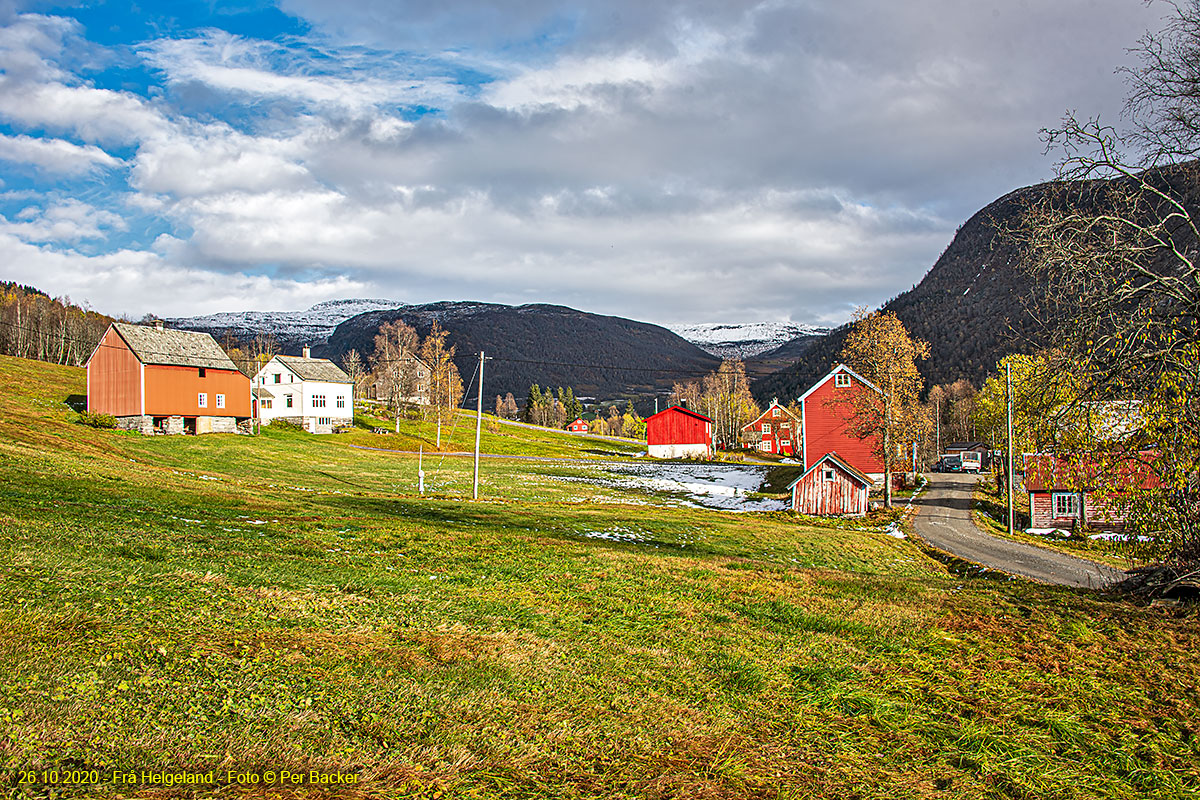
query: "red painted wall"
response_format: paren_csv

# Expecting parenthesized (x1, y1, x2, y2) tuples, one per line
(792, 465, 867, 516)
(145, 365, 251, 417)
(646, 407, 712, 446)
(87, 327, 141, 416)
(802, 377, 883, 474)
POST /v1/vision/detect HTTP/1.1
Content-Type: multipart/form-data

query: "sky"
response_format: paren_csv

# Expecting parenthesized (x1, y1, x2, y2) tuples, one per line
(0, 0, 1168, 327)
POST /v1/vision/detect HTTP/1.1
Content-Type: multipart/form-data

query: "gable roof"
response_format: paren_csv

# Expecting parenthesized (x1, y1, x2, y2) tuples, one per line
(797, 364, 881, 403)
(946, 442, 988, 451)
(1022, 452, 1159, 492)
(272, 355, 352, 383)
(787, 451, 874, 490)
(646, 405, 713, 425)
(742, 399, 800, 431)
(109, 322, 238, 370)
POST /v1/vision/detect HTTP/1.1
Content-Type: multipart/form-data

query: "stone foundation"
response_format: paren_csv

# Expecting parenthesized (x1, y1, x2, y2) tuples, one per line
(116, 415, 155, 435)
(114, 414, 245, 435)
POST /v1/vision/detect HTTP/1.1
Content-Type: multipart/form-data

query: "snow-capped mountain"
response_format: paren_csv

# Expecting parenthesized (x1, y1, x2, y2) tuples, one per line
(167, 299, 406, 349)
(668, 322, 830, 360)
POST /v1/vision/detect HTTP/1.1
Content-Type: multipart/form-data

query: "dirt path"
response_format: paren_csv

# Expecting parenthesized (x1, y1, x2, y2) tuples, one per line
(911, 472, 1124, 589)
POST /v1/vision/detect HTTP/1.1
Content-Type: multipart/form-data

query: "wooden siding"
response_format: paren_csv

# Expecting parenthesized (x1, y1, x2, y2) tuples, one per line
(145, 365, 251, 417)
(87, 327, 141, 416)
(1030, 491, 1128, 532)
(792, 464, 868, 516)
(646, 407, 712, 448)
(801, 376, 883, 474)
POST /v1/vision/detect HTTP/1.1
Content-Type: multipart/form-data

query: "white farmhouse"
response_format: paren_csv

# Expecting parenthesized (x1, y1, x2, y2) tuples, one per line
(253, 347, 353, 433)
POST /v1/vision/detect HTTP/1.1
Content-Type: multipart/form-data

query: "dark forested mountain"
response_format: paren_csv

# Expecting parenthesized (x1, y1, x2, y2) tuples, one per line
(753, 181, 1062, 402)
(322, 301, 721, 400)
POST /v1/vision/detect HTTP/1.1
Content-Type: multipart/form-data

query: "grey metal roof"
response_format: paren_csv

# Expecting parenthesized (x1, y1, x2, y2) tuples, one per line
(275, 355, 352, 383)
(112, 322, 239, 370)
(252, 387, 275, 398)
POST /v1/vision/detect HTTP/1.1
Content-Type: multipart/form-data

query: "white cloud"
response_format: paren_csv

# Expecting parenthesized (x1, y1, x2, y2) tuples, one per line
(0, 133, 122, 174)
(2, 200, 127, 243)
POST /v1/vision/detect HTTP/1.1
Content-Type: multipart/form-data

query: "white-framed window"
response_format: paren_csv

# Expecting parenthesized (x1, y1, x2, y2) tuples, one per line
(273, 373, 281, 383)
(762, 423, 771, 434)
(835, 372, 851, 387)
(823, 468, 836, 481)
(215, 394, 225, 409)
(262, 399, 272, 409)
(761, 440, 773, 452)
(780, 421, 790, 429)
(313, 394, 326, 408)
(318, 417, 331, 425)
(336, 396, 346, 409)
(1052, 492, 1080, 518)
(772, 407, 780, 417)
(197, 392, 208, 408)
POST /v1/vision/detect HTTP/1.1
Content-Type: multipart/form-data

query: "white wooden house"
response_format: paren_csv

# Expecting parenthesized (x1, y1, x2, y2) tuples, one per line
(253, 347, 353, 433)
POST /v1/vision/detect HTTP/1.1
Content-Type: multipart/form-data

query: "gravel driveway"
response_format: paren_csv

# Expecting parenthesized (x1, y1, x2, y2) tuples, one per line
(911, 472, 1124, 588)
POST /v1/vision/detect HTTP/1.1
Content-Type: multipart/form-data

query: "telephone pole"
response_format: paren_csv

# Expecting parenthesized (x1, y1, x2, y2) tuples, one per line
(1006, 362, 1015, 536)
(473, 351, 485, 500)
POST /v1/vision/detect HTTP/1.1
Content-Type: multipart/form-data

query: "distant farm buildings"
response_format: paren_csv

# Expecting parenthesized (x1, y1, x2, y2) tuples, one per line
(645, 406, 713, 459)
(743, 399, 800, 455)
(86, 321, 251, 434)
(567, 418, 589, 434)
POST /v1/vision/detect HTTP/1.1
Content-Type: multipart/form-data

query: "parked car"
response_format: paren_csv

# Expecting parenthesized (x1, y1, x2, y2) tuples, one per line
(936, 454, 963, 473)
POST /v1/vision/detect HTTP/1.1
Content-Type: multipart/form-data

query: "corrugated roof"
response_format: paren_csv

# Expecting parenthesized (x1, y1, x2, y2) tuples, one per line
(112, 322, 239, 370)
(275, 355, 352, 383)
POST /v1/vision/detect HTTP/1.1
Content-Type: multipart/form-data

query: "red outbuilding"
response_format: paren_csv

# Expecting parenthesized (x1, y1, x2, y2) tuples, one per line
(86, 321, 252, 435)
(742, 399, 800, 455)
(1022, 452, 1159, 532)
(787, 452, 873, 516)
(798, 364, 884, 479)
(567, 418, 589, 433)
(645, 406, 713, 459)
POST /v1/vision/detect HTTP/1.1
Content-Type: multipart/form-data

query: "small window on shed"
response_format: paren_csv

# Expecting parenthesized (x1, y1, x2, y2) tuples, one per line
(835, 372, 851, 387)
(198, 367, 206, 378)
(215, 394, 225, 409)
(198, 392, 207, 408)
(823, 468, 836, 481)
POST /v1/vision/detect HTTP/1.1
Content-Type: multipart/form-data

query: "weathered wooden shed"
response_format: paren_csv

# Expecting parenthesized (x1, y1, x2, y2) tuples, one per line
(645, 406, 713, 459)
(788, 452, 872, 516)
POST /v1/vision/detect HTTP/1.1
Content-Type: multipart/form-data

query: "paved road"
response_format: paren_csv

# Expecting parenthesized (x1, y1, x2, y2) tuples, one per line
(911, 472, 1124, 589)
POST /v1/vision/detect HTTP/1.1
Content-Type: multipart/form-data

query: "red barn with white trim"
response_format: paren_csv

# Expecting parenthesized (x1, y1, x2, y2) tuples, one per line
(567, 418, 589, 433)
(799, 364, 884, 479)
(742, 399, 800, 455)
(645, 406, 713, 459)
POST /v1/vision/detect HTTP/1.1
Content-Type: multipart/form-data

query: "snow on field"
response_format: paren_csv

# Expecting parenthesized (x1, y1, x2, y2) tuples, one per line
(570, 462, 787, 512)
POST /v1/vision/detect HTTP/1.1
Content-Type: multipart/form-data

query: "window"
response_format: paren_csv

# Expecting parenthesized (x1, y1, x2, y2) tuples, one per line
(761, 440, 773, 452)
(313, 394, 326, 408)
(823, 468, 836, 481)
(772, 407, 780, 417)
(215, 394, 225, 409)
(318, 417, 331, 426)
(336, 396, 345, 409)
(780, 421, 790, 429)
(274, 373, 281, 383)
(762, 423, 771, 434)
(835, 372, 852, 387)
(262, 399, 272, 409)
(197, 392, 208, 408)
(286, 394, 293, 408)
(198, 367, 206, 378)
(1052, 492, 1080, 518)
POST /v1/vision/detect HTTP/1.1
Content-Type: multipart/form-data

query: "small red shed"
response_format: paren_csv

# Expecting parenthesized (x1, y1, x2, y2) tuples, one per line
(799, 364, 884, 479)
(1022, 452, 1158, 532)
(742, 399, 800, 455)
(645, 406, 713, 459)
(787, 452, 872, 516)
(567, 418, 589, 433)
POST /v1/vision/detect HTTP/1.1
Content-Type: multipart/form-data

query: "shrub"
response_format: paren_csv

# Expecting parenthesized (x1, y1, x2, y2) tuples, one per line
(79, 411, 117, 429)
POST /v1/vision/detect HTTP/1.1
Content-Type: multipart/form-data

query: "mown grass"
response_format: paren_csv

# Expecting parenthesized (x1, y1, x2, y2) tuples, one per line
(0, 354, 1197, 799)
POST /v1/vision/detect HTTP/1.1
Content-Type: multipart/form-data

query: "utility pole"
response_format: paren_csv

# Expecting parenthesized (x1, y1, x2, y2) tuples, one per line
(473, 350, 484, 500)
(1006, 362, 1014, 536)
(418, 443, 424, 494)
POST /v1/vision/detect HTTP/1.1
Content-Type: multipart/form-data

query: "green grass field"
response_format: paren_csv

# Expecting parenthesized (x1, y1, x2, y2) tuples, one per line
(0, 354, 1197, 799)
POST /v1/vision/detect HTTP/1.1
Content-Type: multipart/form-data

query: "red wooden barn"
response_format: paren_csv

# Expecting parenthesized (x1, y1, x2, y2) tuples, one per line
(799, 364, 884, 479)
(1022, 452, 1159, 532)
(645, 406, 713, 459)
(86, 321, 252, 435)
(742, 399, 800, 455)
(567, 418, 589, 433)
(787, 452, 872, 516)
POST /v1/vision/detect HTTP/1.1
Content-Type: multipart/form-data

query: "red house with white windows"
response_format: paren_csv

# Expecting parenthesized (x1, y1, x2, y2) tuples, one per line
(567, 418, 589, 433)
(742, 399, 800, 455)
(1023, 452, 1159, 532)
(645, 406, 713, 459)
(798, 364, 884, 480)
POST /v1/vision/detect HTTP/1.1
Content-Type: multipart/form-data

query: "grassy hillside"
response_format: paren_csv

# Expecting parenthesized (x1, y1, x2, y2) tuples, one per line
(0, 355, 1197, 799)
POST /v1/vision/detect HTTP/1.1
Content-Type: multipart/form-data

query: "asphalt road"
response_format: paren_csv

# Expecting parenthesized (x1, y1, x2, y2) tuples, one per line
(911, 472, 1125, 589)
